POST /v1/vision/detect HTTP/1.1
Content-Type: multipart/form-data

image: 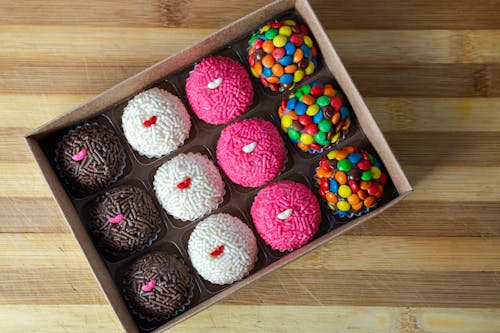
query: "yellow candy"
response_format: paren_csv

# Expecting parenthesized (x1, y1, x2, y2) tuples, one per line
(282, 19, 296, 26)
(273, 34, 288, 48)
(260, 25, 270, 33)
(338, 185, 352, 198)
(304, 35, 313, 48)
(327, 150, 338, 160)
(336, 200, 351, 212)
(250, 67, 259, 78)
(279, 25, 292, 37)
(327, 202, 336, 210)
(281, 114, 292, 128)
(305, 60, 315, 75)
(371, 166, 381, 179)
(306, 104, 320, 116)
(300, 133, 314, 145)
(293, 70, 305, 82)
(330, 132, 340, 143)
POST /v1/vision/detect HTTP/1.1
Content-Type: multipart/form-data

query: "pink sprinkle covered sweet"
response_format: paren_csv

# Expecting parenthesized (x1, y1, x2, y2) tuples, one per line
(216, 118, 286, 187)
(251, 180, 321, 251)
(186, 56, 254, 125)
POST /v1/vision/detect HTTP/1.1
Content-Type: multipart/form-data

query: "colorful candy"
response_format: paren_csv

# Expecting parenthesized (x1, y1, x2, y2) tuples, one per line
(248, 19, 318, 91)
(278, 81, 352, 153)
(315, 145, 387, 218)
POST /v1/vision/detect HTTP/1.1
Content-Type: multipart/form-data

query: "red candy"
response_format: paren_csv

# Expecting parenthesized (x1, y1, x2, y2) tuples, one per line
(320, 158, 331, 171)
(290, 33, 303, 46)
(361, 152, 370, 160)
(176, 177, 191, 189)
(320, 178, 329, 190)
(368, 183, 379, 196)
(310, 85, 324, 97)
(143, 115, 157, 127)
(210, 245, 225, 257)
(304, 123, 318, 135)
(331, 96, 343, 111)
(380, 173, 387, 185)
(270, 22, 284, 28)
(299, 24, 309, 35)
(310, 143, 321, 151)
(298, 114, 312, 126)
(349, 180, 359, 193)
(253, 38, 263, 50)
(281, 98, 288, 110)
(272, 47, 285, 60)
(249, 54, 255, 67)
(357, 160, 371, 171)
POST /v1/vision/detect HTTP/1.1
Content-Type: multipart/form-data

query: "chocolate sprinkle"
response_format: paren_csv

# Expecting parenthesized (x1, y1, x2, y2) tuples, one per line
(89, 185, 160, 253)
(123, 252, 191, 318)
(57, 123, 124, 192)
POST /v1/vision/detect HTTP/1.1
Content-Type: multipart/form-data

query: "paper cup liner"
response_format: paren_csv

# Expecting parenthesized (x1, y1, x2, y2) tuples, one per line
(122, 255, 195, 322)
(54, 122, 126, 195)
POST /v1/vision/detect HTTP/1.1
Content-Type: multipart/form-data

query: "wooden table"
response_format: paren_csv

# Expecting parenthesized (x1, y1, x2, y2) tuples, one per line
(1, 1, 499, 332)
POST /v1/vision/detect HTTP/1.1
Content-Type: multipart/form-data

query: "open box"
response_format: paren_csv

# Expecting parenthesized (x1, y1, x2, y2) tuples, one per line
(25, 0, 412, 331)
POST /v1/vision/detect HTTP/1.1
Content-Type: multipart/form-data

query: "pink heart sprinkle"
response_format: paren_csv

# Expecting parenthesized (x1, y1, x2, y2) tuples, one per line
(141, 279, 157, 292)
(71, 148, 87, 161)
(108, 214, 124, 224)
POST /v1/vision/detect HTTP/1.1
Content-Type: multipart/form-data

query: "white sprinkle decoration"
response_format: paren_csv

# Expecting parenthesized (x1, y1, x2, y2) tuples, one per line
(277, 208, 293, 220)
(241, 141, 257, 153)
(207, 77, 223, 89)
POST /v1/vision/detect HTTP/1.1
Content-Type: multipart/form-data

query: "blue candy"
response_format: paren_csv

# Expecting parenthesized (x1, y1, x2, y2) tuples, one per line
(280, 73, 294, 85)
(311, 81, 323, 87)
(375, 162, 383, 169)
(279, 55, 293, 66)
(312, 57, 318, 68)
(348, 153, 362, 164)
(301, 44, 311, 58)
(285, 42, 296, 55)
(287, 97, 297, 110)
(294, 101, 308, 115)
(337, 211, 348, 217)
(313, 110, 323, 123)
(340, 106, 349, 120)
(262, 66, 272, 78)
(329, 179, 339, 193)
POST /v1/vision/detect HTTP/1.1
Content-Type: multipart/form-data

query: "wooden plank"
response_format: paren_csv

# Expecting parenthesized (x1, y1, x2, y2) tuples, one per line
(3, 95, 500, 132)
(2, 63, 500, 96)
(1, 0, 499, 29)
(3, 26, 500, 65)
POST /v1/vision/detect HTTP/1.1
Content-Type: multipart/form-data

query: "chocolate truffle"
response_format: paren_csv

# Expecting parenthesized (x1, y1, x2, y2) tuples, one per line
(57, 123, 125, 192)
(123, 252, 192, 318)
(89, 185, 161, 253)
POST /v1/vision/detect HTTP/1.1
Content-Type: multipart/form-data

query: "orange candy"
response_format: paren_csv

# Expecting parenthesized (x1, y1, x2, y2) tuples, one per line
(342, 118, 351, 130)
(297, 143, 309, 151)
(344, 146, 355, 154)
(325, 192, 338, 203)
(357, 189, 368, 200)
(364, 196, 376, 207)
(266, 76, 280, 83)
(285, 64, 297, 73)
(272, 63, 284, 76)
(262, 54, 275, 68)
(334, 150, 348, 160)
(360, 181, 371, 190)
(316, 168, 333, 178)
(293, 48, 303, 63)
(253, 63, 263, 76)
(262, 40, 275, 53)
(352, 202, 363, 211)
(301, 94, 315, 105)
(288, 111, 299, 120)
(347, 194, 360, 205)
(311, 45, 318, 58)
(334, 171, 347, 184)
(278, 106, 284, 118)
(332, 112, 340, 125)
(375, 185, 384, 199)
(323, 84, 336, 97)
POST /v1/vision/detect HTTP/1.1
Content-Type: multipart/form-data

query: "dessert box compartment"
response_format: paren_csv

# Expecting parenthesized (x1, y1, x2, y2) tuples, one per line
(25, 0, 412, 332)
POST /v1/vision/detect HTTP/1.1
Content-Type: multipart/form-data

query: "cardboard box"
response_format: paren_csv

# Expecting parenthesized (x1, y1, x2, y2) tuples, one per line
(25, 0, 412, 331)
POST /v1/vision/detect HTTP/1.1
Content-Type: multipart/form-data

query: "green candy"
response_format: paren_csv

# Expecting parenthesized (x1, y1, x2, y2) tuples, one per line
(264, 28, 279, 40)
(313, 131, 328, 146)
(316, 95, 331, 107)
(318, 119, 332, 132)
(249, 33, 259, 46)
(337, 159, 352, 172)
(288, 128, 301, 141)
(295, 90, 304, 100)
(368, 154, 376, 165)
(361, 170, 373, 181)
(298, 84, 311, 95)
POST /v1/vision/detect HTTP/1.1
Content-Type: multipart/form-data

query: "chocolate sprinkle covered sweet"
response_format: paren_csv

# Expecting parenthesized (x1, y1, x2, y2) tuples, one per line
(123, 252, 192, 318)
(57, 123, 125, 192)
(89, 185, 161, 253)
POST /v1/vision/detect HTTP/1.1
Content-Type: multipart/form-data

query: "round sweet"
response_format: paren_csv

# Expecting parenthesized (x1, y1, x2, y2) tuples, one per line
(123, 252, 191, 318)
(57, 123, 125, 192)
(88, 185, 161, 253)
(278, 81, 352, 153)
(248, 19, 318, 92)
(315, 145, 388, 217)
(186, 56, 254, 125)
(250, 180, 321, 251)
(153, 153, 225, 221)
(122, 87, 191, 158)
(188, 213, 257, 285)
(216, 119, 287, 187)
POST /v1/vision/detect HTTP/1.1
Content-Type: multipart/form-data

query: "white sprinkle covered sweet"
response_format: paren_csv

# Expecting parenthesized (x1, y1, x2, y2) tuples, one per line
(188, 213, 257, 285)
(153, 153, 225, 221)
(122, 88, 191, 158)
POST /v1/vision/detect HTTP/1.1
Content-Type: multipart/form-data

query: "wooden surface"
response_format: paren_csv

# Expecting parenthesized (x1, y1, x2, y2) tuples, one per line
(1, 0, 500, 332)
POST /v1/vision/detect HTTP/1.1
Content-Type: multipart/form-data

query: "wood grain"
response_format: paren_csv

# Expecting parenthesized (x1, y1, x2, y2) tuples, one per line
(1, 0, 500, 332)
